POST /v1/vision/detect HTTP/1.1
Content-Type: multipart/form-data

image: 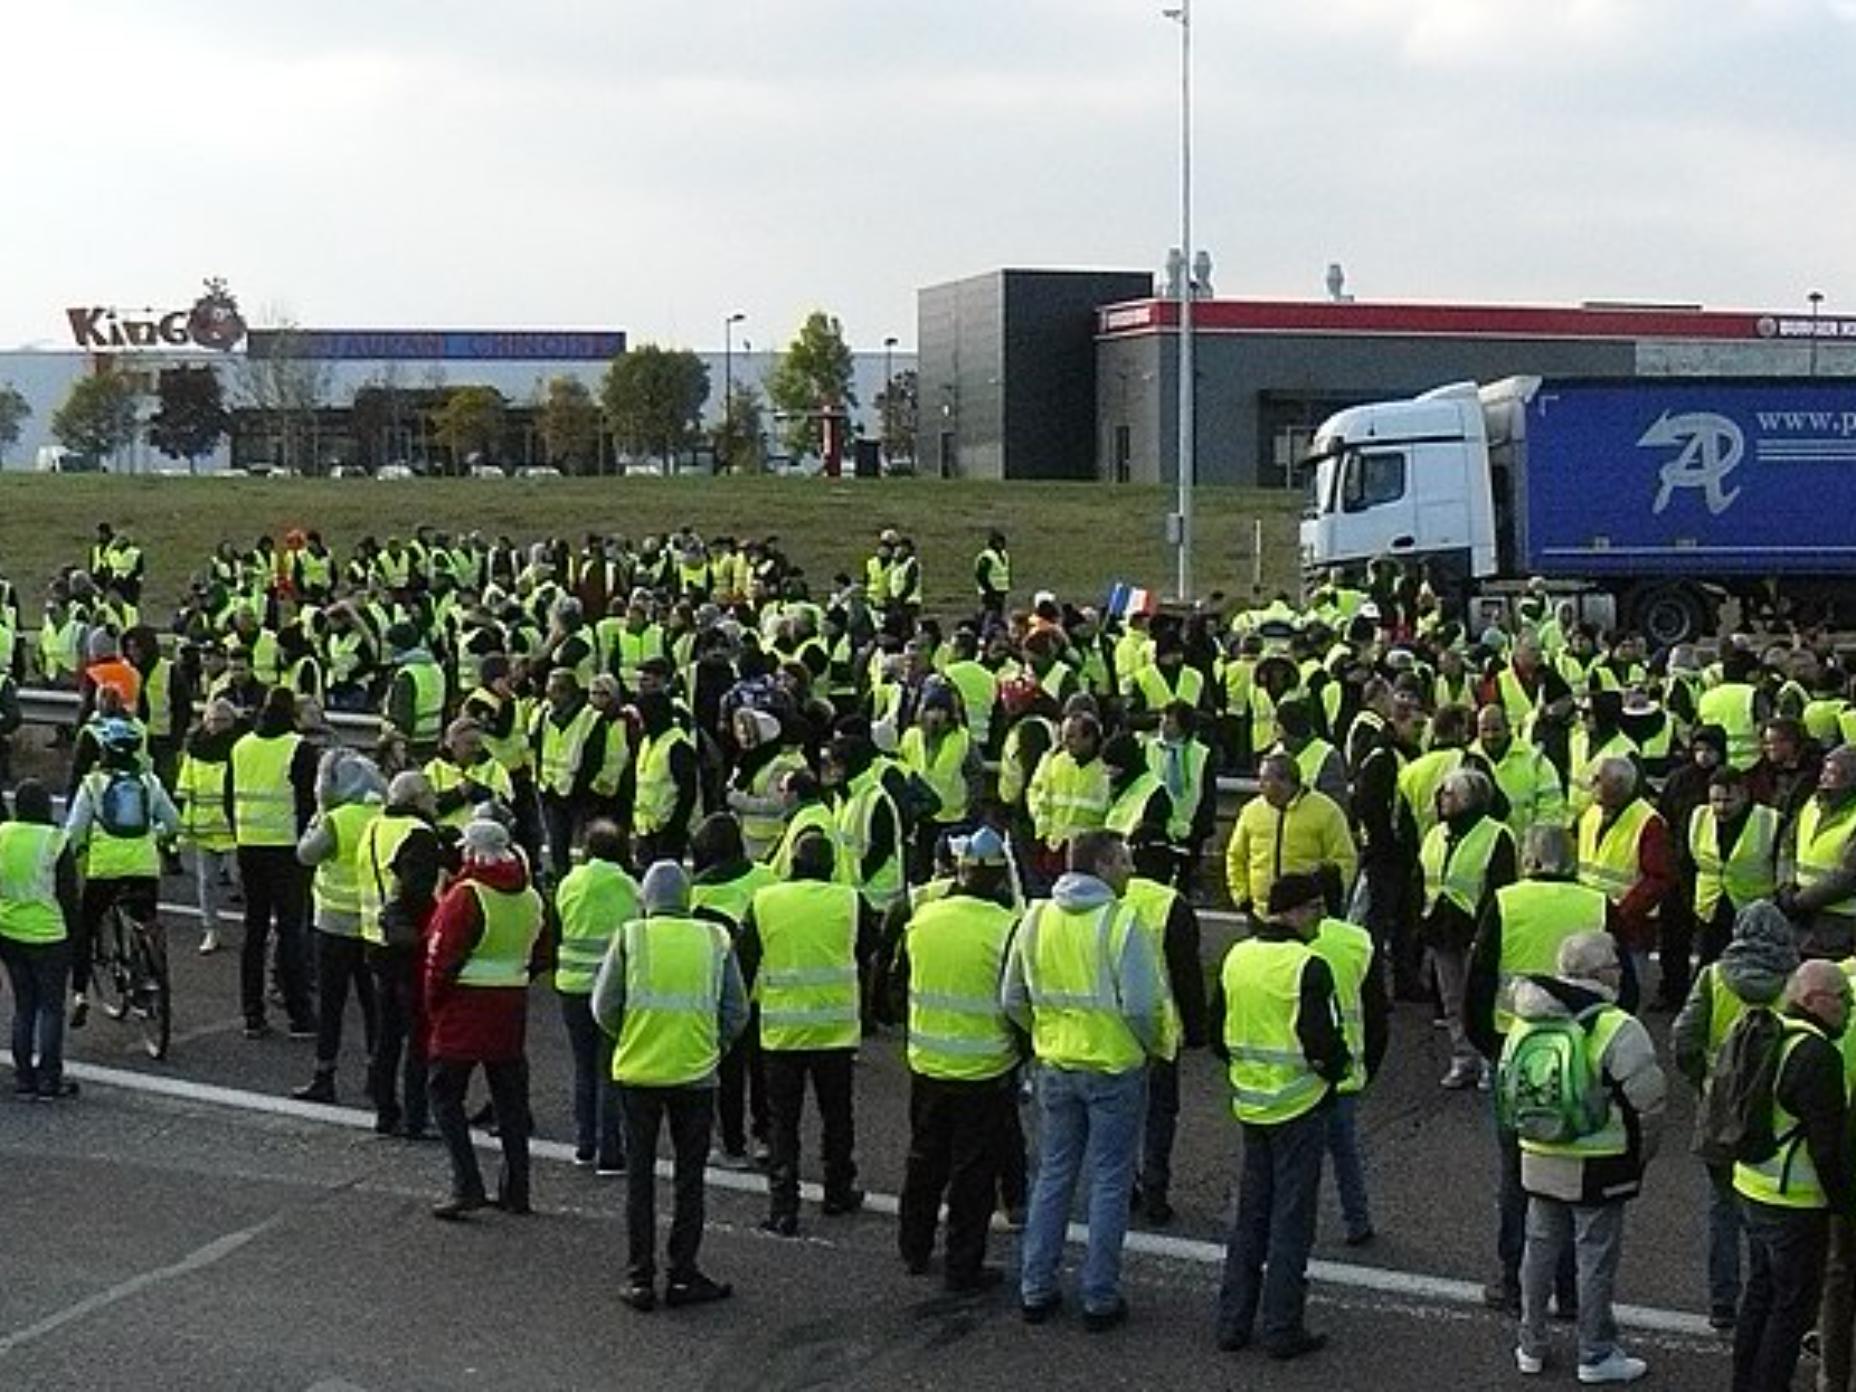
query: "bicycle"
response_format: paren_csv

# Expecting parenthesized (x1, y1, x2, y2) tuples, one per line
(93, 896, 171, 1060)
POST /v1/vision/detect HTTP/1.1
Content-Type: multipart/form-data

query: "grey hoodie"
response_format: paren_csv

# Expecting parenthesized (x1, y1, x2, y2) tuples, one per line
(1510, 973, 1667, 1204)
(1671, 900, 1798, 1091)
(297, 750, 387, 937)
(1001, 873, 1168, 1066)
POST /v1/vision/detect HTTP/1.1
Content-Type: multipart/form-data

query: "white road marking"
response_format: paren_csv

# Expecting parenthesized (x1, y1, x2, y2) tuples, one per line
(0, 1210, 284, 1358)
(64, 1061, 1714, 1339)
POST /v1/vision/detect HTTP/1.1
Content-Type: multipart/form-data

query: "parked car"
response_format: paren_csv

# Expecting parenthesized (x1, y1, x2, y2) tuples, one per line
(517, 465, 562, 480)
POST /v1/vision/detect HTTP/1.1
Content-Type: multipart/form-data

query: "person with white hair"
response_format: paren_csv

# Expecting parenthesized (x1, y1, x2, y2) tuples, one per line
(1505, 930, 1666, 1383)
(1575, 756, 1677, 995)
(424, 814, 548, 1220)
(1420, 767, 1516, 1090)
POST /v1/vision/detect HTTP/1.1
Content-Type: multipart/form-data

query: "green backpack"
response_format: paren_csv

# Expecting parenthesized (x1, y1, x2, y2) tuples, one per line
(1496, 1009, 1611, 1145)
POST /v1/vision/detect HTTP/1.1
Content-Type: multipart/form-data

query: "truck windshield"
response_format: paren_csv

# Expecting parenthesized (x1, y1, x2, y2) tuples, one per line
(1299, 444, 1337, 519)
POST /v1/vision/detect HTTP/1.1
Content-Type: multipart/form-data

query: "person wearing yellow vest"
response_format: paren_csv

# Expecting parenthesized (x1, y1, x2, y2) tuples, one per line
(941, 629, 1001, 756)
(1211, 872, 1351, 1359)
(864, 534, 895, 611)
(289, 749, 386, 1105)
(63, 718, 181, 1031)
(899, 683, 975, 881)
(1688, 768, 1781, 966)
(360, 772, 446, 1140)
(556, 819, 641, 1175)
(1101, 733, 1173, 876)
(881, 827, 1024, 1292)
(974, 528, 1011, 618)
(424, 816, 549, 1220)
(1473, 702, 1566, 843)
(227, 687, 321, 1039)
(125, 626, 187, 791)
(725, 709, 807, 863)
(633, 690, 698, 866)
(0, 780, 81, 1099)
(1699, 648, 1770, 773)
(1779, 748, 1856, 962)
(460, 655, 543, 868)
(1508, 931, 1666, 1382)
(533, 667, 610, 884)
(424, 718, 515, 830)
(1028, 712, 1112, 869)
(689, 814, 779, 1167)
(744, 830, 876, 1235)
(1576, 756, 1677, 991)
(1224, 752, 1357, 921)
(592, 859, 747, 1311)
(1125, 630, 1207, 732)
(1422, 768, 1519, 1089)
(768, 769, 847, 882)
(1270, 698, 1349, 814)
(175, 698, 241, 956)
(1310, 910, 1386, 1249)
(382, 625, 448, 764)
(1670, 901, 1799, 1332)
(1146, 700, 1215, 883)
(1003, 830, 1169, 1331)
(825, 734, 905, 917)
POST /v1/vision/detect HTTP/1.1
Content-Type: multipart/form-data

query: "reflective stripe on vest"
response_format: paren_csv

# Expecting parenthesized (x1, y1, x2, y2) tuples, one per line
(81, 771, 160, 880)
(454, 881, 544, 988)
(1220, 936, 1329, 1124)
(836, 773, 903, 911)
(1121, 876, 1183, 1061)
(176, 753, 234, 851)
(1797, 797, 1856, 919)
(1310, 917, 1374, 1094)
(1105, 772, 1166, 840)
(0, 822, 66, 944)
(554, 859, 642, 994)
(1420, 815, 1510, 917)
(143, 658, 173, 739)
(1577, 799, 1658, 904)
(1492, 879, 1609, 1033)
(312, 802, 379, 923)
(901, 725, 971, 825)
(357, 812, 423, 945)
(232, 732, 302, 847)
(1733, 1018, 1831, 1210)
(634, 727, 693, 835)
(1699, 683, 1760, 772)
(1016, 899, 1145, 1074)
(401, 662, 447, 746)
(611, 915, 730, 1087)
(538, 703, 601, 798)
(690, 863, 777, 931)
(1690, 803, 1780, 921)
(751, 879, 862, 1051)
(904, 895, 1018, 1081)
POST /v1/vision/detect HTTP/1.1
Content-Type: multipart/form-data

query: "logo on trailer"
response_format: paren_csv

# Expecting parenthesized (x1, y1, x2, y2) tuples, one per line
(1640, 411, 1743, 517)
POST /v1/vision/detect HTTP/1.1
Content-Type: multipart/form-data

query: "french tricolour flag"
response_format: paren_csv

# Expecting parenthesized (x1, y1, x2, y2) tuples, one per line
(1107, 583, 1157, 619)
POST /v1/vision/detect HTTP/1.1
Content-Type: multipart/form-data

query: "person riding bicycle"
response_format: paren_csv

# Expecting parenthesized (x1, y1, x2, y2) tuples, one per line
(62, 717, 180, 1027)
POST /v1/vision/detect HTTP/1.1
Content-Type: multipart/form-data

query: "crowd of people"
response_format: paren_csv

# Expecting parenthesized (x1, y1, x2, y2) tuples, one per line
(5, 518, 1856, 1383)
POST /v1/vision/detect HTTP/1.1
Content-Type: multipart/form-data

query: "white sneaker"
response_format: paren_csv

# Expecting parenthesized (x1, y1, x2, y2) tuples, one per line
(199, 931, 220, 956)
(1515, 1347, 1544, 1376)
(1578, 1350, 1647, 1384)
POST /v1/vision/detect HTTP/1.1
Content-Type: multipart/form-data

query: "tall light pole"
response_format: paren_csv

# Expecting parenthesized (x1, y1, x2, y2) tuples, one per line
(723, 311, 746, 468)
(1164, 0, 1194, 603)
(882, 335, 898, 461)
(1809, 291, 1825, 378)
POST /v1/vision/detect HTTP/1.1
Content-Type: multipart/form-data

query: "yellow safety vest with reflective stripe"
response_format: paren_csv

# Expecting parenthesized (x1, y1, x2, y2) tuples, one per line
(1497, 668, 1539, 728)
(142, 657, 174, 739)
(1399, 748, 1465, 841)
(1568, 729, 1639, 819)
(1690, 803, 1780, 921)
(1478, 740, 1565, 840)
(769, 801, 848, 881)
(175, 751, 235, 852)
(554, 859, 642, 994)
(454, 880, 544, 988)
(1133, 663, 1204, 715)
(1491, 879, 1609, 1033)
(904, 895, 1019, 1081)
(424, 756, 514, 830)
(1105, 772, 1167, 840)
(312, 801, 380, 923)
(231, 732, 302, 848)
(836, 770, 904, 912)
(538, 703, 601, 799)
(999, 716, 1056, 809)
(751, 879, 863, 1051)
(1015, 899, 1146, 1074)
(610, 914, 732, 1086)
(1120, 876, 1183, 1061)
(394, 661, 446, 746)
(357, 812, 425, 945)
(690, 862, 778, 930)
(1733, 1018, 1834, 1210)
(1516, 1006, 1634, 1159)
(900, 725, 971, 825)
(0, 822, 66, 944)
(470, 689, 533, 774)
(79, 770, 161, 880)
(1220, 936, 1330, 1124)
(1283, 738, 1337, 795)
(1805, 698, 1848, 747)
(1577, 799, 1659, 905)
(975, 546, 1010, 597)
(942, 661, 998, 750)
(1695, 962, 1754, 1058)
(1420, 815, 1511, 917)
(1146, 735, 1209, 842)
(1309, 917, 1374, 1094)
(634, 726, 693, 836)
(1699, 683, 1761, 772)
(1796, 796, 1856, 918)
(1030, 750, 1111, 847)
(736, 749, 807, 861)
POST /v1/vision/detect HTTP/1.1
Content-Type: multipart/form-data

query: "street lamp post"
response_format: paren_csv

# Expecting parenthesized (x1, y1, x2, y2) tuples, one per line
(723, 312, 746, 470)
(882, 336, 898, 462)
(1164, 0, 1194, 604)
(1810, 291, 1825, 378)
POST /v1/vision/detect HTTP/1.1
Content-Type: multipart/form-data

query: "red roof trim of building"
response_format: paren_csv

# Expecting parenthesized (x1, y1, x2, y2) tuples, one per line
(1095, 298, 1847, 345)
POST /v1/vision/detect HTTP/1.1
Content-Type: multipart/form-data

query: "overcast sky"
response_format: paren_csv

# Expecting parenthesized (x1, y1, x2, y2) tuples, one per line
(6, 0, 1854, 353)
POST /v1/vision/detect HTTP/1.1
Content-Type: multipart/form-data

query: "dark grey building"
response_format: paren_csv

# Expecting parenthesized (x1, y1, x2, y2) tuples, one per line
(916, 268, 1152, 479)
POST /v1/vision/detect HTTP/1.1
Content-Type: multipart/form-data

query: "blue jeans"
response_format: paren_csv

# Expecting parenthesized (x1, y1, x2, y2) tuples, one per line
(1324, 1092, 1371, 1240)
(0, 938, 71, 1089)
(1218, 1105, 1326, 1348)
(559, 991, 625, 1168)
(1019, 1064, 1147, 1315)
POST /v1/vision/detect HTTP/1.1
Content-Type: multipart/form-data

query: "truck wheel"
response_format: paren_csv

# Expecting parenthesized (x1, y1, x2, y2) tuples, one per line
(1631, 584, 1709, 648)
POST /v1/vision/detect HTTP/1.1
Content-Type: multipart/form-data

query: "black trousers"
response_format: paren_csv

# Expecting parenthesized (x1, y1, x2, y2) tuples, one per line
(998, 1080, 1029, 1212)
(716, 1011, 769, 1154)
(367, 946, 428, 1134)
(74, 876, 157, 998)
(621, 1084, 714, 1283)
(237, 847, 311, 1029)
(1735, 1199, 1830, 1392)
(765, 1048, 857, 1219)
(508, 770, 544, 874)
(429, 1057, 530, 1207)
(541, 795, 581, 886)
(311, 933, 378, 1073)
(898, 1072, 1013, 1280)
(1657, 895, 1698, 1006)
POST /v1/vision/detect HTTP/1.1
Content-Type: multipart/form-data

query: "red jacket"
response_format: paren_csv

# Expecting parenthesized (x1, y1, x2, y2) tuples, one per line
(422, 857, 552, 1063)
(1613, 811, 1678, 954)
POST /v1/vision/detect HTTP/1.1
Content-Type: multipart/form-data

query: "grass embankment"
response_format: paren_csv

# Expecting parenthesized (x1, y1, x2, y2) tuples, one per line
(0, 476, 1301, 618)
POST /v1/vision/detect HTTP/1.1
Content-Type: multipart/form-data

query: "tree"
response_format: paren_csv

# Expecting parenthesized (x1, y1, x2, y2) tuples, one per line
(538, 375, 603, 474)
(766, 311, 856, 458)
(877, 368, 919, 466)
(0, 383, 28, 464)
(711, 383, 765, 474)
(599, 345, 710, 466)
(51, 367, 140, 467)
(430, 386, 507, 472)
(237, 315, 331, 474)
(147, 365, 230, 473)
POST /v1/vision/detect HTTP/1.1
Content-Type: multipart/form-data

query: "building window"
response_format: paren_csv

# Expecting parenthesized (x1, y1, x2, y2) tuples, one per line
(1114, 425, 1131, 483)
(1341, 450, 1406, 513)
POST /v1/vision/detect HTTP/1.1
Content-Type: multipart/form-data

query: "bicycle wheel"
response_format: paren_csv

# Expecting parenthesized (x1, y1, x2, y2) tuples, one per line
(134, 920, 171, 1061)
(99, 905, 134, 1021)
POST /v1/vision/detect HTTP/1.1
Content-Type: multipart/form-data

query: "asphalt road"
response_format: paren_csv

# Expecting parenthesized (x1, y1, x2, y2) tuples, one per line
(0, 869, 1746, 1386)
